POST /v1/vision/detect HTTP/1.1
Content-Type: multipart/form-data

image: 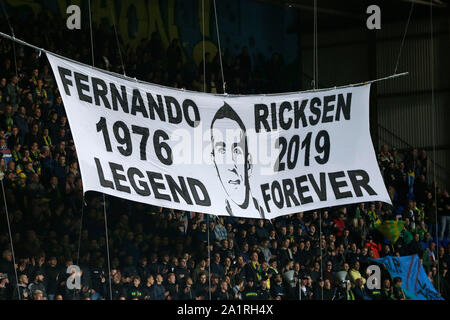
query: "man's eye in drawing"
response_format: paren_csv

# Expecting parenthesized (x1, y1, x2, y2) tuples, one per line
(233, 147, 243, 156)
(217, 146, 226, 154)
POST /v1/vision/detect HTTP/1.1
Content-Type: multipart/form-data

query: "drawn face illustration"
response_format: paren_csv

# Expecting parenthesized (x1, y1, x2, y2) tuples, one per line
(211, 105, 251, 208)
(212, 118, 248, 206)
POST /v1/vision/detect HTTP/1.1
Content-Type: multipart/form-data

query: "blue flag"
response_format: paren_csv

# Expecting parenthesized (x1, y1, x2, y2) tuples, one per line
(371, 255, 444, 300)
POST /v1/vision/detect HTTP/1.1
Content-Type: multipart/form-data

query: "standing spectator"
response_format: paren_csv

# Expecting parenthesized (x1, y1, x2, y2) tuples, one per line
(142, 275, 154, 300)
(0, 104, 15, 133)
(6, 76, 21, 111)
(13, 274, 31, 300)
(13, 106, 28, 143)
(271, 274, 286, 299)
(257, 279, 271, 300)
(180, 276, 196, 300)
(28, 272, 47, 299)
(165, 273, 179, 300)
(380, 279, 393, 300)
(392, 277, 407, 300)
(214, 217, 227, 242)
(213, 280, 232, 300)
(210, 253, 225, 279)
(0, 137, 12, 168)
(353, 277, 372, 300)
(45, 256, 59, 300)
(438, 191, 450, 241)
(193, 273, 208, 300)
(127, 276, 144, 300)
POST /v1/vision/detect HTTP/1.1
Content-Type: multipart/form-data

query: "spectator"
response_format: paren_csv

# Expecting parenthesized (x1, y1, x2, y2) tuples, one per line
(349, 261, 366, 286)
(392, 277, 407, 300)
(353, 277, 372, 300)
(12, 274, 30, 300)
(214, 217, 227, 242)
(180, 276, 196, 300)
(28, 272, 47, 299)
(439, 191, 450, 241)
(213, 280, 232, 300)
(152, 274, 167, 300)
(127, 276, 144, 300)
(380, 279, 393, 300)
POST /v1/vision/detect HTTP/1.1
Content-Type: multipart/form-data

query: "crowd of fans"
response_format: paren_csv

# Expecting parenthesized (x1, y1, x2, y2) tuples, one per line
(0, 10, 449, 301)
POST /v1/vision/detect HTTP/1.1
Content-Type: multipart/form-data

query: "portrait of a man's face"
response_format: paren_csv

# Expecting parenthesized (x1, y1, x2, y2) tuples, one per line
(210, 103, 251, 208)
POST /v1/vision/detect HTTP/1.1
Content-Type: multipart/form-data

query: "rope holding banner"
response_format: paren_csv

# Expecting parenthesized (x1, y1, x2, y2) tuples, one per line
(87, 0, 113, 299)
(1, 179, 20, 300)
(103, 193, 113, 300)
(313, 0, 318, 89)
(212, 0, 226, 94)
(109, 3, 126, 76)
(312, 0, 323, 300)
(201, 0, 212, 300)
(394, 1, 414, 75)
(429, 0, 440, 296)
(0, 29, 408, 95)
(88, 0, 95, 68)
(73, 194, 85, 300)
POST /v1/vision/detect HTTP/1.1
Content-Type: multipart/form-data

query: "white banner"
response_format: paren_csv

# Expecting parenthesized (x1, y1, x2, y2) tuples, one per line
(47, 52, 391, 220)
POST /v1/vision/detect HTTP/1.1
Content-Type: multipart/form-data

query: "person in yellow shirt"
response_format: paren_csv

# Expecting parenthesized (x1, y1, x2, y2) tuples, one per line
(348, 261, 366, 286)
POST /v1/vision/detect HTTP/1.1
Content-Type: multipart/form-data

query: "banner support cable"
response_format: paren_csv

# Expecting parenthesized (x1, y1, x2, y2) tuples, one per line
(109, 3, 126, 76)
(312, 0, 318, 89)
(0, 178, 20, 300)
(88, 0, 95, 68)
(430, 0, 440, 296)
(73, 195, 86, 300)
(207, 213, 212, 300)
(0, 31, 408, 96)
(202, 0, 206, 93)
(319, 210, 324, 300)
(212, 0, 226, 94)
(87, 0, 112, 299)
(103, 193, 113, 300)
(313, 0, 323, 300)
(201, 0, 212, 300)
(394, 1, 414, 75)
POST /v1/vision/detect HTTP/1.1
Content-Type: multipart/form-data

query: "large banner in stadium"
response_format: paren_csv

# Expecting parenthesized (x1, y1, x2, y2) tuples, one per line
(47, 52, 391, 219)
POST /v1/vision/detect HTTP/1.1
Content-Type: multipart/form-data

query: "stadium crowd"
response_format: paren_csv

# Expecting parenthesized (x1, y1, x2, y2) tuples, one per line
(0, 10, 449, 301)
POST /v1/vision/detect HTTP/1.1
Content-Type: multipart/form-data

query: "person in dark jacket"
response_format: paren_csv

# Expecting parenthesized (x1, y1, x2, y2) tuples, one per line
(180, 277, 197, 300)
(12, 274, 31, 300)
(213, 280, 233, 300)
(153, 274, 167, 300)
(127, 276, 145, 300)
(271, 274, 286, 299)
(380, 279, 393, 300)
(257, 279, 271, 300)
(166, 273, 179, 300)
(408, 233, 424, 256)
(353, 277, 372, 300)
(111, 272, 126, 300)
(243, 278, 258, 300)
(296, 276, 310, 300)
(392, 277, 407, 300)
(193, 272, 208, 300)
(210, 253, 225, 279)
(28, 272, 47, 299)
(136, 257, 150, 282)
